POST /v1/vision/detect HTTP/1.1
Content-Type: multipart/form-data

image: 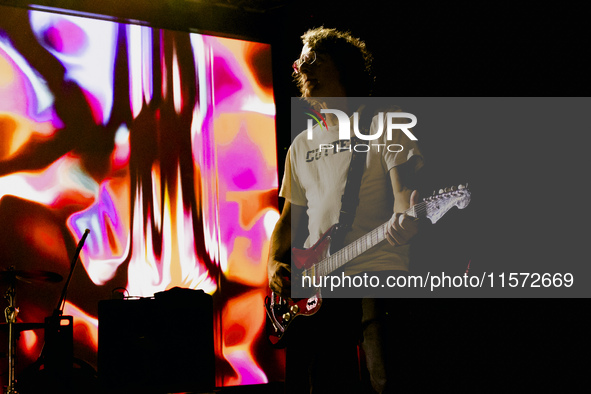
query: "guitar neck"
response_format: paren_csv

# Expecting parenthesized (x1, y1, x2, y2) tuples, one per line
(311, 202, 427, 277)
(302, 185, 470, 279)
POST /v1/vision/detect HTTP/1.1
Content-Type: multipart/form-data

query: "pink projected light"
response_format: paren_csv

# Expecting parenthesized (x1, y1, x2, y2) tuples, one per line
(0, 5, 283, 389)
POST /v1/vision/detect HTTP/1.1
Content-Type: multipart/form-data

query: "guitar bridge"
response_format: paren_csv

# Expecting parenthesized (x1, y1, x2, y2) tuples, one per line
(265, 293, 285, 333)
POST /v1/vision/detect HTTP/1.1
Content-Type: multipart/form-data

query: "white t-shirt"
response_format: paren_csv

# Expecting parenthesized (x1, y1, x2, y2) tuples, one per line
(280, 110, 423, 275)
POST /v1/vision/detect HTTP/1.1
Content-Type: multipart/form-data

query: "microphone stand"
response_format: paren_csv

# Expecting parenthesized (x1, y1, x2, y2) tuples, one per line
(4, 267, 19, 394)
(53, 229, 90, 318)
(37, 229, 90, 364)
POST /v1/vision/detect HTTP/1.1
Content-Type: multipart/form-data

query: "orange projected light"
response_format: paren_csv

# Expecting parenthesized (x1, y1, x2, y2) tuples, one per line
(0, 5, 283, 389)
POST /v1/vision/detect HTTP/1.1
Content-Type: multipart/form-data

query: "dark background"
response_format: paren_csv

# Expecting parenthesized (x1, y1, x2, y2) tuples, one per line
(3, 0, 588, 390)
(271, 0, 588, 292)
(272, 1, 589, 389)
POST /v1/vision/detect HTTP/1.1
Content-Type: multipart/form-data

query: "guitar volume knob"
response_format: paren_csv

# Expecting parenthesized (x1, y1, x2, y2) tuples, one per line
(282, 313, 291, 321)
(290, 305, 299, 314)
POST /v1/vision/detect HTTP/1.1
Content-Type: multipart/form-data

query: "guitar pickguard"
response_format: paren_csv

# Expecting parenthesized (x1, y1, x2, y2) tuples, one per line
(265, 291, 322, 348)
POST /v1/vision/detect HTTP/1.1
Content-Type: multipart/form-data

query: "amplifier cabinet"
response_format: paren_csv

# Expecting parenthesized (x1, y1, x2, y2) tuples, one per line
(98, 288, 214, 393)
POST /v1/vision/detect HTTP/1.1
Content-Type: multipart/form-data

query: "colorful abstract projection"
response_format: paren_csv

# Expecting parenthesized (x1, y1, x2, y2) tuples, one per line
(0, 5, 283, 387)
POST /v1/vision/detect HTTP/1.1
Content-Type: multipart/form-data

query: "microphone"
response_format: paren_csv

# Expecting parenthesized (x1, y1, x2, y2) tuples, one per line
(74, 229, 91, 258)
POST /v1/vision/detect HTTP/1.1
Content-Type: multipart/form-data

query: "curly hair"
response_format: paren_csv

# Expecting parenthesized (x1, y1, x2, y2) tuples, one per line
(295, 27, 374, 97)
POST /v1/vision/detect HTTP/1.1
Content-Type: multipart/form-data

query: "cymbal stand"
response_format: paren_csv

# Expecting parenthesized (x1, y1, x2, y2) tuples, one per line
(4, 269, 19, 394)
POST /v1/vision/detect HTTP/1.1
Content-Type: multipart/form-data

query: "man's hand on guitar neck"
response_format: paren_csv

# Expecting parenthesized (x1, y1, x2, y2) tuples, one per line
(386, 189, 420, 246)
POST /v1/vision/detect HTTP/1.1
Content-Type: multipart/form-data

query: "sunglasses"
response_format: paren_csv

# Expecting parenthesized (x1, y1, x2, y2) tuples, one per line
(292, 50, 317, 73)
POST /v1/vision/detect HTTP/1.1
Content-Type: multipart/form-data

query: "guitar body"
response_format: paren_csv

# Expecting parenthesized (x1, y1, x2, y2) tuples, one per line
(265, 225, 339, 347)
(265, 291, 322, 348)
(292, 224, 337, 270)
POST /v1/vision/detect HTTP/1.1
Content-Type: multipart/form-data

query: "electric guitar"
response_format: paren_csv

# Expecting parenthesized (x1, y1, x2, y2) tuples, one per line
(265, 184, 471, 347)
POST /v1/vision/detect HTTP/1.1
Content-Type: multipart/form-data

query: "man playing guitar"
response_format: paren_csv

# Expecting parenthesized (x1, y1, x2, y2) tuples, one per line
(267, 27, 423, 393)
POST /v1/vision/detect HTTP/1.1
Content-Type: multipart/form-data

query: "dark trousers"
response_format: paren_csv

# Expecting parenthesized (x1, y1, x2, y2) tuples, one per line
(285, 298, 362, 394)
(284, 270, 414, 393)
(359, 271, 413, 394)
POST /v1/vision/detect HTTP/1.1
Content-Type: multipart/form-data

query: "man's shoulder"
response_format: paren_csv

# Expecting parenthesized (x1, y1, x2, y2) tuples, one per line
(291, 128, 310, 145)
(290, 125, 326, 148)
(287, 129, 313, 164)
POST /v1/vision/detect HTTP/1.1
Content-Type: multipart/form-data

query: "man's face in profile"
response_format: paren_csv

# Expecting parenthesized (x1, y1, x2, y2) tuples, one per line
(296, 44, 345, 98)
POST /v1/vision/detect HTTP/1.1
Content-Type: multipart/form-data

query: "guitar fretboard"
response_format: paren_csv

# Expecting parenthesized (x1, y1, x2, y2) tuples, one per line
(303, 202, 427, 278)
(301, 186, 470, 279)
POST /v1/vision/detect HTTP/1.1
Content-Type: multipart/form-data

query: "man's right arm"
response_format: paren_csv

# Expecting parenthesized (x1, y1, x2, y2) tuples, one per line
(267, 200, 307, 298)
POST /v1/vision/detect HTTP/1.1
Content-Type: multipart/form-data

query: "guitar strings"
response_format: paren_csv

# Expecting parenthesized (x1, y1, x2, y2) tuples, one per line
(306, 192, 467, 277)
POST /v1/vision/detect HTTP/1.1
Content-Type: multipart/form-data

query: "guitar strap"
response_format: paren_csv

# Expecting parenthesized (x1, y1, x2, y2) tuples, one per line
(332, 107, 373, 251)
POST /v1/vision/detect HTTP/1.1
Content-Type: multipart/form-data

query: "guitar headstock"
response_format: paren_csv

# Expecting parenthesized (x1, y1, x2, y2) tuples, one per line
(422, 184, 471, 224)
